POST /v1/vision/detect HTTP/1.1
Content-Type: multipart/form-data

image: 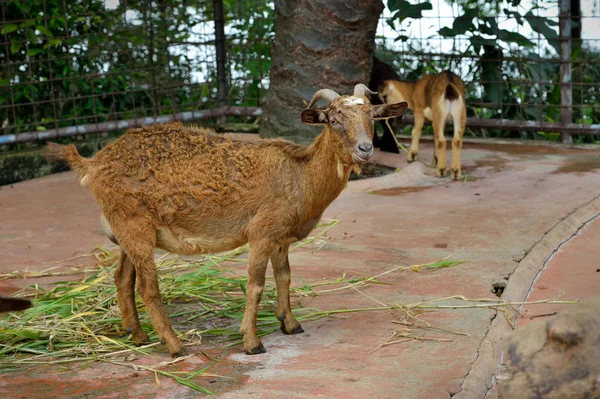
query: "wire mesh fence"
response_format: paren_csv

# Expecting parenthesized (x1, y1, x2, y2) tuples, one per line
(375, 0, 600, 142)
(0, 0, 597, 146)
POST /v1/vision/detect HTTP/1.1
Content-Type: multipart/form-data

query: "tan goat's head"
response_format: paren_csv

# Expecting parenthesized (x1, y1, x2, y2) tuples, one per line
(301, 84, 407, 164)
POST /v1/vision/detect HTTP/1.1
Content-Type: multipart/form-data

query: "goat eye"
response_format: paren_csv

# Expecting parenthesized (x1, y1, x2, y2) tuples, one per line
(330, 119, 337, 125)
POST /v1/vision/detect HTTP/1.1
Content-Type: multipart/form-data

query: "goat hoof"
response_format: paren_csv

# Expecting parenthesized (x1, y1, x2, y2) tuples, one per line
(133, 330, 150, 346)
(451, 169, 461, 180)
(436, 168, 447, 178)
(280, 322, 304, 335)
(407, 153, 417, 163)
(290, 326, 305, 335)
(246, 342, 266, 355)
(171, 347, 188, 358)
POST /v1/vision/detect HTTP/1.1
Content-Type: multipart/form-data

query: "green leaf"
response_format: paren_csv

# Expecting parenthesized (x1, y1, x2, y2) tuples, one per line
(20, 20, 35, 29)
(439, 9, 476, 38)
(0, 78, 10, 86)
(497, 29, 535, 47)
(469, 35, 496, 52)
(27, 48, 43, 57)
(0, 24, 18, 34)
(35, 25, 52, 37)
(172, 375, 214, 394)
(424, 259, 464, 269)
(438, 27, 457, 37)
(26, 28, 38, 42)
(524, 11, 559, 52)
(388, 0, 432, 19)
(10, 42, 22, 54)
(524, 106, 541, 120)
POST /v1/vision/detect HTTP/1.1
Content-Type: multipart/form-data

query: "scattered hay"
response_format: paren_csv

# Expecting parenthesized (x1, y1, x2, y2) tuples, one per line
(0, 219, 340, 393)
(0, 218, 577, 393)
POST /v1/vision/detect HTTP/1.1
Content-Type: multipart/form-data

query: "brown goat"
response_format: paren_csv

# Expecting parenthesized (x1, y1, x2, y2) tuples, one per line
(43, 84, 407, 356)
(0, 295, 31, 313)
(378, 71, 467, 180)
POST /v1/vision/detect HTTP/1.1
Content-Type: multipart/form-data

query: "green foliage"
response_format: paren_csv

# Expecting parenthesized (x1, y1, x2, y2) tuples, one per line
(0, 0, 236, 137)
(224, 1, 275, 107)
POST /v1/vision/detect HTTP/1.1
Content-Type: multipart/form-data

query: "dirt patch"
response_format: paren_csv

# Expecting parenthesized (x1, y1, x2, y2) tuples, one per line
(551, 153, 600, 174)
(349, 163, 397, 181)
(194, 349, 256, 396)
(466, 142, 575, 156)
(370, 185, 432, 196)
(462, 156, 509, 175)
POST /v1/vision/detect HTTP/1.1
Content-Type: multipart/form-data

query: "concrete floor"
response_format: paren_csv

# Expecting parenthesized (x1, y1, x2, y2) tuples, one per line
(0, 138, 599, 399)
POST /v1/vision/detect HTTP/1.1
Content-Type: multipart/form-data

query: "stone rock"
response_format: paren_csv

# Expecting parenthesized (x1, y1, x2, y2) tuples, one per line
(498, 295, 600, 399)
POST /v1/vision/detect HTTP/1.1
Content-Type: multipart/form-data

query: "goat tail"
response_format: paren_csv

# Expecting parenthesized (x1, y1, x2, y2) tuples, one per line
(43, 142, 90, 182)
(445, 82, 462, 102)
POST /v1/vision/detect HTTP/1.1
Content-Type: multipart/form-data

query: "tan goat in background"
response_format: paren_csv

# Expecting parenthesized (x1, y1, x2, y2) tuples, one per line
(44, 84, 407, 356)
(379, 71, 467, 180)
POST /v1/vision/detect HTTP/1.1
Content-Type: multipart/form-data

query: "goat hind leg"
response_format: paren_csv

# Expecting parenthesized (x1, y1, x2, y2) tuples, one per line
(271, 245, 303, 335)
(132, 251, 185, 357)
(408, 112, 424, 162)
(115, 250, 149, 345)
(450, 103, 466, 180)
(433, 113, 447, 177)
(240, 240, 270, 354)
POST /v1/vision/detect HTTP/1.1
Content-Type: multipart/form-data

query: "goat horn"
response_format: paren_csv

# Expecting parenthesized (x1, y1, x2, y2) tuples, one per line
(307, 89, 341, 108)
(353, 84, 377, 98)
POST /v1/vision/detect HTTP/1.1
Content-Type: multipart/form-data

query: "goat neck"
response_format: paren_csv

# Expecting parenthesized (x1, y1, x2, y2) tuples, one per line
(300, 126, 352, 217)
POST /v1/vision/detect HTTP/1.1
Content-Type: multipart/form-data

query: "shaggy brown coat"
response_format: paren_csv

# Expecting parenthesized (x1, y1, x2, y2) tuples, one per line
(44, 85, 407, 356)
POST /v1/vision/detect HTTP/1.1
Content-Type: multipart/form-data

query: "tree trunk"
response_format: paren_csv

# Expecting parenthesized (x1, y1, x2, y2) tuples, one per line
(259, 0, 384, 143)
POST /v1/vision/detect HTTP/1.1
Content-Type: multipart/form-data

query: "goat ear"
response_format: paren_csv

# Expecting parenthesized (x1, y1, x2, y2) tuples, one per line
(373, 102, 408, 120)
(301, 109, 328, 125)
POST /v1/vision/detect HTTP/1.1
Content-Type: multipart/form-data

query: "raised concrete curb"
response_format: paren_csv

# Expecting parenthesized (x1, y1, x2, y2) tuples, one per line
(453, 194, 600, 399)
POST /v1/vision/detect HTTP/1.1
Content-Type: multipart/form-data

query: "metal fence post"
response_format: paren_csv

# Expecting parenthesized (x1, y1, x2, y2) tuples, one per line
(213, 0, 228, 124)
(559, 0, 573, 144)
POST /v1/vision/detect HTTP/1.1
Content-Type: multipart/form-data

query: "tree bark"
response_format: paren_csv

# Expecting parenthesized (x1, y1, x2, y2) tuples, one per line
(259, 0, 384, 143)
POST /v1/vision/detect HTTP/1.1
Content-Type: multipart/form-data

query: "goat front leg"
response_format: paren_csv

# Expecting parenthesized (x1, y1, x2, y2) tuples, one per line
(271, 245, 303, 335)
(408, 111, 425, 162)
(115, 250, 149, 346)
(240, 240, 271, 354)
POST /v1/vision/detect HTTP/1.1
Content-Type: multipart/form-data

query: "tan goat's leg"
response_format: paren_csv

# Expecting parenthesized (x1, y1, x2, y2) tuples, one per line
(132, 251, 185, 357)
(408, 111, 425, 163)
(432, 114, 447, 177)
(240, 241, 270, 354)
(450, 104, 467, 180)
(114, 250, 149, 345)
(271, 245, 303, 335)
(432, 129, 439, 167)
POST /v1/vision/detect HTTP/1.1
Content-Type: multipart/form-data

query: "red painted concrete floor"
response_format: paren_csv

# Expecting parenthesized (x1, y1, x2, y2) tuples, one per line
(1, 138, 600, 399)
(519, 214, 600, 326)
